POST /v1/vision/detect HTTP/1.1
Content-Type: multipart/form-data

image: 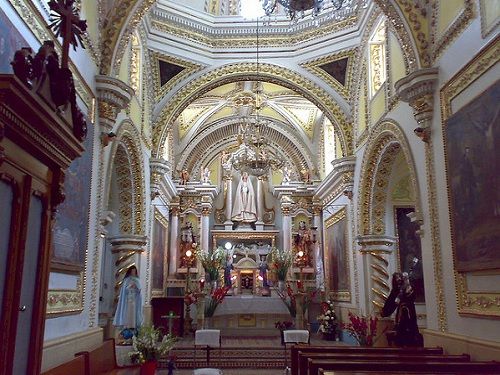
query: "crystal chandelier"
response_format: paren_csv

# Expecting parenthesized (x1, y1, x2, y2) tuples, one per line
(261, 0, 348, 20)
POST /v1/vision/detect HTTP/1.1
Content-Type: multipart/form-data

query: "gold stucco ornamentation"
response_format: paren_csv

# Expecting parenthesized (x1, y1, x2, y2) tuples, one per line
(152, 63, 352, 158)
(46, 275, 84, 316)
(441, 37, 500, 318)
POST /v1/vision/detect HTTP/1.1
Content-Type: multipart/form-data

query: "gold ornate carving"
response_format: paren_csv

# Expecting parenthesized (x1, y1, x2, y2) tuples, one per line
(46, 274, 84, 317)
(440, 37, 500, 318)
(153, 63, 352, 158)
(300, 48, 357, 102)
(479, 0, 500, 38)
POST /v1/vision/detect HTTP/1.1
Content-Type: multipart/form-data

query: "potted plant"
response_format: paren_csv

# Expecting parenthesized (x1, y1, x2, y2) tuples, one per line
(317, 300, 337, 340)
(129, 325, 177, 375)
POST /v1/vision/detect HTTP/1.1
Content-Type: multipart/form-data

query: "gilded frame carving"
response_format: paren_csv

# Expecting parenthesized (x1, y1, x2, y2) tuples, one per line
(46, 270, 84, 317)
(440, 37, 500, 318)
(324, 207, 351, 302)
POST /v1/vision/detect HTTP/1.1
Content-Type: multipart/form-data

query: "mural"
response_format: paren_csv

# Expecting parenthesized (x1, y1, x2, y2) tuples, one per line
(52, 121, 94, 266)
(444, 80, 500, 272)
(325, 208, 349, 298)
(0, 7, 28, 73)
(152, 217, 167, 291)
(395, 207, 425, 302)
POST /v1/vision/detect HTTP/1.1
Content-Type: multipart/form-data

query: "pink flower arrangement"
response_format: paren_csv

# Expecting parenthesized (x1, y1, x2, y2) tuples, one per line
(342, 311, 379, 346)
(205, 286, 230, 317)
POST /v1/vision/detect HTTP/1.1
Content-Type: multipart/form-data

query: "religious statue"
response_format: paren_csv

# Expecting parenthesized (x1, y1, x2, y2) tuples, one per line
(224, 256, 234, 288)
(300, 168, 312, 184)
(113, 266, 143, 331)
(231, 171, 257, 225)
(180, 221, 197, 267)
(201, 166, 211, 184)
(180, 169, 190, 185)
(282, 164, 291, 185)
(258, 257, 269, 288)
(381, 272, 423, 347)
(294, 221, 312, 266)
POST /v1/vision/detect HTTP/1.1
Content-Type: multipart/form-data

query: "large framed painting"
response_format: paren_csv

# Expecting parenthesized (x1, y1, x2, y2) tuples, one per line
(394, 206, 425, 303)
(324, 207, 350, 302)
(152, 211, 169, 295)
(51, 120, 94, 269)
(444, 80, 500, 272)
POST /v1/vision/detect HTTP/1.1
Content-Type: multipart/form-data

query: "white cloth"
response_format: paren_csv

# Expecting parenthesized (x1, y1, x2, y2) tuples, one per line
(193, 369, 223, 375)
(283, 330, 309, 344)
(195, 329, 221, 347)
(214, 296, 289, 315)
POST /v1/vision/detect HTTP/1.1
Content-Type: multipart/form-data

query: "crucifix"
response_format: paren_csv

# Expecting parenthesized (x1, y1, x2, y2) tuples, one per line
(48, 0, 87, 69)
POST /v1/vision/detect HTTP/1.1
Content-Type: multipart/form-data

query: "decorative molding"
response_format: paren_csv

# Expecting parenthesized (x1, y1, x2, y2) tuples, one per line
(479, 0, 500, 39)
(95, 76, 134, 131)
(46, 273, 84, 317)
(315, 156, 356, 205)
(440, 37, 500, 318)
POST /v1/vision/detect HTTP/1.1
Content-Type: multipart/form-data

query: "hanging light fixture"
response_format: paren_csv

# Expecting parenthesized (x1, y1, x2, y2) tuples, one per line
(261, 0, 354, 21)
(229, 16, 284, 177)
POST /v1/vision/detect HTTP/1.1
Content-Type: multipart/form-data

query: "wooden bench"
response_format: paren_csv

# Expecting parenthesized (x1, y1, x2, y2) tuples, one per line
(290, 345, 444, 375)
(41, 353, 87, 375)
(298, 352, 470, 375)
(318, 371, 461, 375)
(308, 359, 500, 375)
(76, 338, 141, 375)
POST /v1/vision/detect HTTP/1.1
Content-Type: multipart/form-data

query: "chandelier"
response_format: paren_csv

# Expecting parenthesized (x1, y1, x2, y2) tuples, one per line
(261, 0, 348, 21)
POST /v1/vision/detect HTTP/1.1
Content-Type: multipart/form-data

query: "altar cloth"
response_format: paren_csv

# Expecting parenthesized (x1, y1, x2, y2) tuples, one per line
(214, 296, 289, 315)
(283, 329, 309, 344)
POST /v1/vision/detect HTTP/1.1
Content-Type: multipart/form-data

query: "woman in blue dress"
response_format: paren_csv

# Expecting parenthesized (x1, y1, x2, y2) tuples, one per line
(113, 265, 143, 333)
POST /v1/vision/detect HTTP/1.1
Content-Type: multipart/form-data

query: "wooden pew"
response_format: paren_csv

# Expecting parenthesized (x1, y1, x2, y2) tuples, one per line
(76, 338, 141, 375)
(290, 345, 444, 375)
(41, 353, 87, 375)
(307, 359, 500, 375)
(298, 352, 470, 375)
(318, 371, 460, 375)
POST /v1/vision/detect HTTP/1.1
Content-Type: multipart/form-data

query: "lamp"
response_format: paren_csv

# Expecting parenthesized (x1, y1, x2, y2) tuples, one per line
(262, 0, 349, 21)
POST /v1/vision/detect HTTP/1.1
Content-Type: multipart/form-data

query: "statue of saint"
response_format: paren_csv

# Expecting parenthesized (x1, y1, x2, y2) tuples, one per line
(201, 166, 211, 184)
(224, 257, 234, 288)
(113, 266, 143, 330)
(294, 221, 312, 265)
(282, 164, 291, 185)
(381, 272, 423, 347)
(180, 222, 196, 267)
(231, 171, 257, 224)
(180, 169, 190, 185)
(258, 257, 269, 287)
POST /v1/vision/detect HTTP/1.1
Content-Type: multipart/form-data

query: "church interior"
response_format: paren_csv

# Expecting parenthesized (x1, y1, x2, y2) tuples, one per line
(0, 0, 499, 374)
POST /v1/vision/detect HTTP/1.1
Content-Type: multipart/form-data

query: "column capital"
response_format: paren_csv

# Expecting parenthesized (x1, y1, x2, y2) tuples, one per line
(357, 234, 396, 253)
(395, 68, 439, 143)
(95, 75, 134, 132)
(150, 157, 174, 200)
(109, 234, 148, 253)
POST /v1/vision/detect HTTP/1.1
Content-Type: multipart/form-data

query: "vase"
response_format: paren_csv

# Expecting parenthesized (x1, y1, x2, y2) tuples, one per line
(140, 360, 157, 375)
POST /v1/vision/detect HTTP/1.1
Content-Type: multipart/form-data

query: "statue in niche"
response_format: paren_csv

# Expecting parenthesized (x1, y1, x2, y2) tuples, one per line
(294, 220, 313, 267)
(179, 221, 196, 267)
(231, 171, 257, 228)
(282, 164, 291, 185)
(201, 166, 211, 184)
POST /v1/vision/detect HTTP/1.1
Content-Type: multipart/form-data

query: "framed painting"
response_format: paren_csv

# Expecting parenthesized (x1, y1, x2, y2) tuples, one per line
(51, 120, 94, 270)
(152, 211, 169, 295)
(444, 80, 500, 272)
(324, 207, 350, 302)
(394, 206, 425, 303)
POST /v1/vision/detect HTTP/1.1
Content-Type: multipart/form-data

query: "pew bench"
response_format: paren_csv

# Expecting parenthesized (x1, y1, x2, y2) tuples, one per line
(76, 338, 141, 375)
(298, 352, 470, 375)
(41, 353, 87, 375)
(290, 345, 444, 375)
(307, 359, 500, 375)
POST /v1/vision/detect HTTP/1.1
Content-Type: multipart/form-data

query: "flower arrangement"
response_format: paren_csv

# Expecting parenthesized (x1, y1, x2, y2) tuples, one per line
(197, 247, 225, 282)
(205, 285, 230, 317)
(128, 325, 177, 364)
(184, 291, 197, 306)
(276, 283, 296, 317)
(317, 300, 337, 337)
(270, 247, 293, 281)
(342, 311, 380, 346)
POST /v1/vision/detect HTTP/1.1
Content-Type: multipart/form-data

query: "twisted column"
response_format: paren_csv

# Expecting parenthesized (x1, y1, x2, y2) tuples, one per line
(357, 235, 396, 311)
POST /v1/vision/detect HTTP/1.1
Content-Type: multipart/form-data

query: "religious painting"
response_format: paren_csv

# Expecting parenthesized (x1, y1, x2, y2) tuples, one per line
(394, 207, 425, 303)
(51, 120, 94, 268)
(324, 207, 350, 302)
(152, 213, 168, 293)
(444, 80, 500, 272)
(0, 7, 28, 73)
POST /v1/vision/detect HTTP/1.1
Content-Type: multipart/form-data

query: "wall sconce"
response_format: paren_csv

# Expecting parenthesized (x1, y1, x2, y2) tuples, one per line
(101, 131, 116, 147)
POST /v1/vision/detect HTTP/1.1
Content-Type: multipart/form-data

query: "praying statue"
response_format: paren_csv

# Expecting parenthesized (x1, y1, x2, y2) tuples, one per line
(113, 266, 143, 331)
(231, 171, 257, 225)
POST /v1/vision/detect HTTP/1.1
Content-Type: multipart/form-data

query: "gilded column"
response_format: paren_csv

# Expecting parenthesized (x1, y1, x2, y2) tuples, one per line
(396, 68, 446, 331)
(169, 204, 180, 275)
(95, 75, 133, 132)
(109, 235, 148, 300)
(357, 235, 396, 312)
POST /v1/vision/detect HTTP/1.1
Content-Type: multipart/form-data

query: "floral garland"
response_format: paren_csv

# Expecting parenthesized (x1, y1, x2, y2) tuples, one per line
(317, 300, 337, 334)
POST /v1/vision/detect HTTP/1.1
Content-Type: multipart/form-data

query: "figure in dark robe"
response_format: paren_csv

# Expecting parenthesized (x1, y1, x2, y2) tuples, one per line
(224, 257, 234, 288)
(381, 272, 423, 347)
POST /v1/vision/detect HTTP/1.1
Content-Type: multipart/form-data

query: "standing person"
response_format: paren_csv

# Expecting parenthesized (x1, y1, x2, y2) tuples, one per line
(231, 171, 257, 224)
(113, 265, 143, 333)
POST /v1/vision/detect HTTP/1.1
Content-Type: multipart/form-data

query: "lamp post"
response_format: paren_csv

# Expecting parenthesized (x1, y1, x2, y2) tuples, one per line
(184, 249, 194, 335)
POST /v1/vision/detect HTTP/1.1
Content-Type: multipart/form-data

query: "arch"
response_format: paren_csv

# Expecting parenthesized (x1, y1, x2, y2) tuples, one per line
(104, 120, 147, 235)
(152, 63, 353, 158)
(358, 120, 421, 235)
